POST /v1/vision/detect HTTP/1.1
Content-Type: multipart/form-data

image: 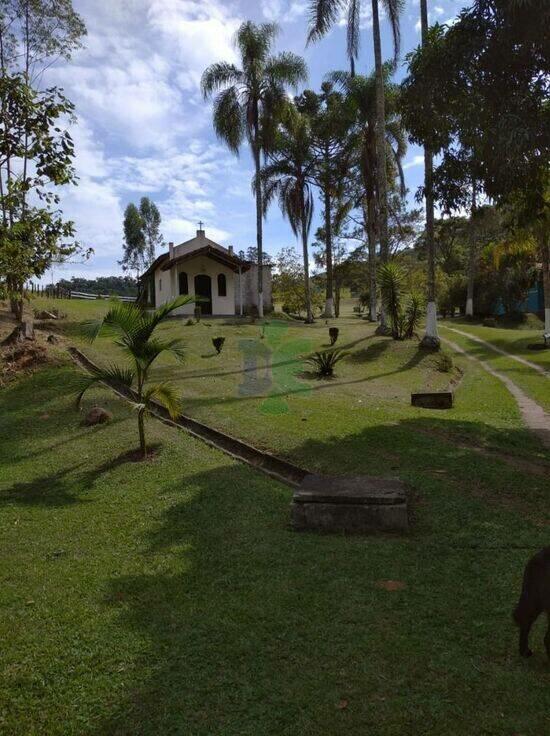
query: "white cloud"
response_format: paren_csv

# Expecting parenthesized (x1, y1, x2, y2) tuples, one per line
(261, 0, 308, 23)
(40, 0, 251, 275)
(403, 154, 424, 170)
(337, 3, 373, 29)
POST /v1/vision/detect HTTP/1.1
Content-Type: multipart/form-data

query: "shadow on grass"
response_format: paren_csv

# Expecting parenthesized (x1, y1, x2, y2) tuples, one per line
(0, 444, 163, 508)
(0, 464, 88, 507)
(175, 347, 435, 412)
(90, 423, 549, 735)
(347, 339, 390, 364)
(0, 365, 126, 464)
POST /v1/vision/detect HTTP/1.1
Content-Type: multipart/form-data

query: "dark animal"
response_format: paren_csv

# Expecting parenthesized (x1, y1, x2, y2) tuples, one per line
(513, 547, 550, 659)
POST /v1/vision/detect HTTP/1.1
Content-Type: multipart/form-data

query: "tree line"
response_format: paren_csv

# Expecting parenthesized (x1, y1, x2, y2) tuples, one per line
(202, 1, 549, 338)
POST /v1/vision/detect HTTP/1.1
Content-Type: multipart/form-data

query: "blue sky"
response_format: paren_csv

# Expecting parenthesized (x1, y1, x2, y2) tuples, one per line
(46, 0, 467, 282)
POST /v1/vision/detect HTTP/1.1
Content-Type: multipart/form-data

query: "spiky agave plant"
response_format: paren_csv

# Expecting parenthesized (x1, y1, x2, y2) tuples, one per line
(76, 296, 194, 459)
(378, 262, 423, 340)
(378, 261, 404, 339)
(306, 348, 348, 377)
(404, 292, 424, 339)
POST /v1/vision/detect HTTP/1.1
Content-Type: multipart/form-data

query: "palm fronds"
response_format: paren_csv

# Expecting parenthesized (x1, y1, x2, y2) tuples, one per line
(75, 363, 135, 407)
(306, 348, 348, 376)
(307, 0, 346, 44)
(77, 296, 194, 458)
(141, 382, 182, 420)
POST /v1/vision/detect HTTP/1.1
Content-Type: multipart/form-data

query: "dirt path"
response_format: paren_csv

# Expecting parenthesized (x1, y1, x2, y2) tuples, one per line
(444, 325, 549, 376)
(441, 335, 550, 451)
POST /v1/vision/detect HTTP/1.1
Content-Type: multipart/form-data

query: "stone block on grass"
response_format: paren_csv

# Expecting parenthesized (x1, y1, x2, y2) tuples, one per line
(411, 391, 453, 409)
(291, 474, 408, 534)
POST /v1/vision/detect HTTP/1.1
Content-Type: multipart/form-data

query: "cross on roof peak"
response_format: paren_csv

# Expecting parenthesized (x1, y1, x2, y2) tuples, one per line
(198, 220, 204, 231)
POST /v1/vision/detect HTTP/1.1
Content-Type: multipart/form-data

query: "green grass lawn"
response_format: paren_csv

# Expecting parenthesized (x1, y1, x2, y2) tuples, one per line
(441, 317, 550, 370)
(1, 299, 549, 734)
(440, 320, 550, 413)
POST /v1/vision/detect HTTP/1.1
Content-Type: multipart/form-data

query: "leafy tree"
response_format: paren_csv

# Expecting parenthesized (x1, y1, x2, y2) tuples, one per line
(201, 22, 307, 318)
(401, 0, 549, 328)
(139, 197, 163, 266)
(312, 230, 352, 317)
(330, 67, 406, 322)
(295, 83, 354, 318)
(0, 0, 86, 320)
(480, 235, 538, 318)
(77, 296, 194, 459)
(308, 0, 404, 285)
(262, 106, 316, 322)
(273, 246, 323, 317)
(244, 246, 274, 266)
(120, 203, 146, 281)
(0, 0, 86, 81)
(0, 75, 84, 319)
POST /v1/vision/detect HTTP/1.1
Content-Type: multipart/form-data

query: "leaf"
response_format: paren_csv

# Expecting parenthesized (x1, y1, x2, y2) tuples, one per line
(337, 699, 349, 710)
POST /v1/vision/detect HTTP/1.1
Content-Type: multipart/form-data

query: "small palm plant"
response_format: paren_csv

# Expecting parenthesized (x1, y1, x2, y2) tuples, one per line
(76, 296, 194, 459)
(378, 262, 423, 340)
(306, 348, 348, 377)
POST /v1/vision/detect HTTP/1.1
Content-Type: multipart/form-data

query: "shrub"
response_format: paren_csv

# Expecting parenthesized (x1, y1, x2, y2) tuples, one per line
(185, 318, 194, 326)
(329, 327, 339, 345)
(482, 317, 497, 327)
(404, 292, 423, 339)
(306, 348, 348, 377)
(212, 336, 225, 354)
(435, 353, 453, 372)
(378, 262, 424, 340)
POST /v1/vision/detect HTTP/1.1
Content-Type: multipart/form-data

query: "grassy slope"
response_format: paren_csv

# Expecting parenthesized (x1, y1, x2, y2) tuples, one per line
(1, 364, 550, 736)
(440, 321, 550, 413)
(441, 318, 550, 370)
(32, 297, 550, 461)
(1, 299, 549, 734)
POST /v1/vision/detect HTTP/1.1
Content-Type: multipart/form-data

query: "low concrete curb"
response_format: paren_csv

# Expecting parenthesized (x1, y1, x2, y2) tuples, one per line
(69, 346, 307, 488)
(69, 347, 410, 533)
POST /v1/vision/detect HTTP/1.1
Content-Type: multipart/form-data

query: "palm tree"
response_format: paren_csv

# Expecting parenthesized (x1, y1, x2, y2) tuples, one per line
(201, 22, 307, 318)
(331, 68, 406, 322)
(418, 0, 440, 348)
(295, 83, 353, 318)
(76, 296, 194, 459)
(308, 0, 404, 288)
(262, 107, 316, 323)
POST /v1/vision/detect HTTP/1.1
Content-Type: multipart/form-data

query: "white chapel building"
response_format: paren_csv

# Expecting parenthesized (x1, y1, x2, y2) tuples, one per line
(139, 226, 272, 316)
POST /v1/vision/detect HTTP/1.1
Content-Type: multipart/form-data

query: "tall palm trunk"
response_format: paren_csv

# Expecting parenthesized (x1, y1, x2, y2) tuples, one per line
(364, 196, 378, 321)
(323, 182, 335, 317)
(466, 184, 477, 318)
(540, 231, 550, 333)
(419, 0, 440, 348)
(300, 186, 313, 323)
(371, 0, 390, 331)
(253, 117, 264, 318)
